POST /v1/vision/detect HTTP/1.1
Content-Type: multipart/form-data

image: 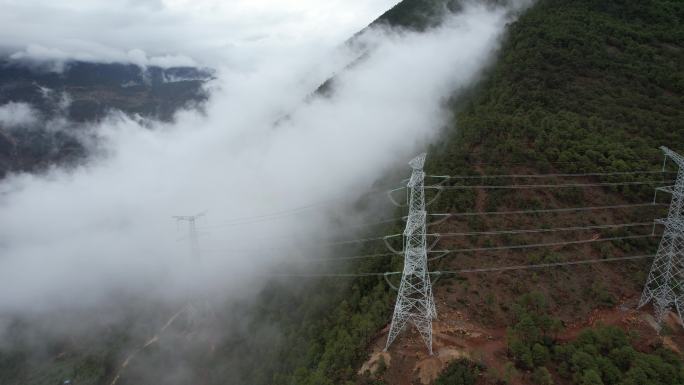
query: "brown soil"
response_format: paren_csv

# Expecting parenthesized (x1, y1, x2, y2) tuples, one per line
(358, 169, 684, 385)
(360, 300, 684, 385)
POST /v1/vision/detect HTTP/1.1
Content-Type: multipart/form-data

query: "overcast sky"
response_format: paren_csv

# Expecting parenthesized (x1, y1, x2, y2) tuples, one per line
(0, 0, 400, 68)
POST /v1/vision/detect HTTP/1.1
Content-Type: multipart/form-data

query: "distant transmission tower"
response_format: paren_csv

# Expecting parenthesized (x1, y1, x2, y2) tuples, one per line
(173, 212, 206, 259)
(384, 153, 437, 354)
(639, 146, 684, 328)
(173, 212, 216, 328)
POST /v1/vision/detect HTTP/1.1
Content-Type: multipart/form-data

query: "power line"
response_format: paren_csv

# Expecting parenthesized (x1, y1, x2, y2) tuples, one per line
(262, 272, 392, 278)
(376, 203, 665, 227)
(427, 234, 656, 261)
(200, 246, 397, 260)
(310, 252, 397, 261)
(427, 222, 653, 238)
(190, 173, 669, 231)
(202, 231, 654, 261)
(455, 157, 664, 167)
(336, 216, 405, 229)
(427, 170, 671, 180)
(300, 234, 657, 264)
(196, 185, 401, 230)
(199, 203, 664, 256)
(435, 254, 655, 274)
(261, 254, 656, 278)
(429, 202, 666, 220)
(330, 221, 653, 247)
(326, 235, 391, 245)
(202, 218, 659, 255)
(201, 212, 405, 232)
(200, 212, 663, 256)
(323, 222, 653, 246)
(194, 180, 666, 231)
(429, 180, 673, 190)
(197, 200, 341, 229)
(200, 213, 405, 248)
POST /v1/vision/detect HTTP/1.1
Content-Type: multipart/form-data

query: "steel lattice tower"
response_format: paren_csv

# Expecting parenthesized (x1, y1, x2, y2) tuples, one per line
(173, 212, 205, 260)
(173, 212, 217, 329)
(384, 153, 437, 354)
(639, 146, 684, 328)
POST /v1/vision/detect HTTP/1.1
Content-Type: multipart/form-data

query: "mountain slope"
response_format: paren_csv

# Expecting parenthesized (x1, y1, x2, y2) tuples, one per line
(379, 0, 684, 383)
(215, 0, 684, 384)
(0, 0, 682, 384)
(371, 0, 463, 30)
(267, 0, 684, 383)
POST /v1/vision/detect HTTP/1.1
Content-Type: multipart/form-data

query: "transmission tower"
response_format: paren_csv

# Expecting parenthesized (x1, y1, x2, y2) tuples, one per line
(173, 212, 206, 260)
(173, 212, 218, 331)
(639, 146, 684, 328)
(384, 153, 437, 354)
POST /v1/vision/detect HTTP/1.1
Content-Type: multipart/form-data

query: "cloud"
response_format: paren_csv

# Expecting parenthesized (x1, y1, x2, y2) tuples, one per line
(0, 2, 522, 316)
(0, 102, 39, 127)
(0, 0, 401, 68)
(0, 3, 538, 383)
(9, 45, 197, 69)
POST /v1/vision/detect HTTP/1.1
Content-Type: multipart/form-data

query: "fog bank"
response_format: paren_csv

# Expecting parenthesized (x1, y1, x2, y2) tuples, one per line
(0, 2, 524, 318)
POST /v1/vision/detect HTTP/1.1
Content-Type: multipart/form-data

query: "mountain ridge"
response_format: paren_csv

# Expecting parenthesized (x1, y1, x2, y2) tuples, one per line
(0, 59, 212, 177)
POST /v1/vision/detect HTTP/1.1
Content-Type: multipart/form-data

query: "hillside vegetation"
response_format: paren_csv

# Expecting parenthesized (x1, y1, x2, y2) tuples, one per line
(429, 0, 683, 173)
(267, 0, 684, 383)
(0, 0, 682, 384)
(421, 0, 683, 327)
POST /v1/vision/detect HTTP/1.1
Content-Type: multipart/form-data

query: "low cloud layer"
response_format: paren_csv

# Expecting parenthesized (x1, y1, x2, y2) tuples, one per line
(0, 2, 524, 319)
(0, 0, 400, 69)
(0, 102, 39, 127)
(9, 45, 198, 70)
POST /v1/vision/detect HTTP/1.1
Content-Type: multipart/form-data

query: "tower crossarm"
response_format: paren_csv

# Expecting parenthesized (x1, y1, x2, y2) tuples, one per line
(662, 146, 684, 169)
(409, 153, 427, 170)
(656, 218, 684, 233)
(656, 186, 675, 195)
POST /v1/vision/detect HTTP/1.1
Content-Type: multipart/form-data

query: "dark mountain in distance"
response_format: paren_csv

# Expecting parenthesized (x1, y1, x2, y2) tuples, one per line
(0, 59, 213, 177)
(0, 59, 213, 122)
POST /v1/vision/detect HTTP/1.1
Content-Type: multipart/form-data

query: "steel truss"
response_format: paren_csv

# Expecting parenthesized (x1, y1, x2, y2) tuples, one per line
(384, 153, 436, 354)
(639, 146, 684, 329)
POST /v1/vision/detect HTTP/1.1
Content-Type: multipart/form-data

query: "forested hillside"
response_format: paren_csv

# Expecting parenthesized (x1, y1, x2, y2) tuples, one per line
(0, 0, 682, 384)
(258, 0, 684, 384)
(430, 0, 683, 172)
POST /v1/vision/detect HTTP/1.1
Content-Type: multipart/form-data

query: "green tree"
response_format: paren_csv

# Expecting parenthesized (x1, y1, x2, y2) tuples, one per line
(532, 343, 551, 367)
(503, 361, 518, 384)
(434, 360, 478, 385)
(532, 366, 554, 385)
(579, 369, 604, 385)
(515, 315, 542, 344)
